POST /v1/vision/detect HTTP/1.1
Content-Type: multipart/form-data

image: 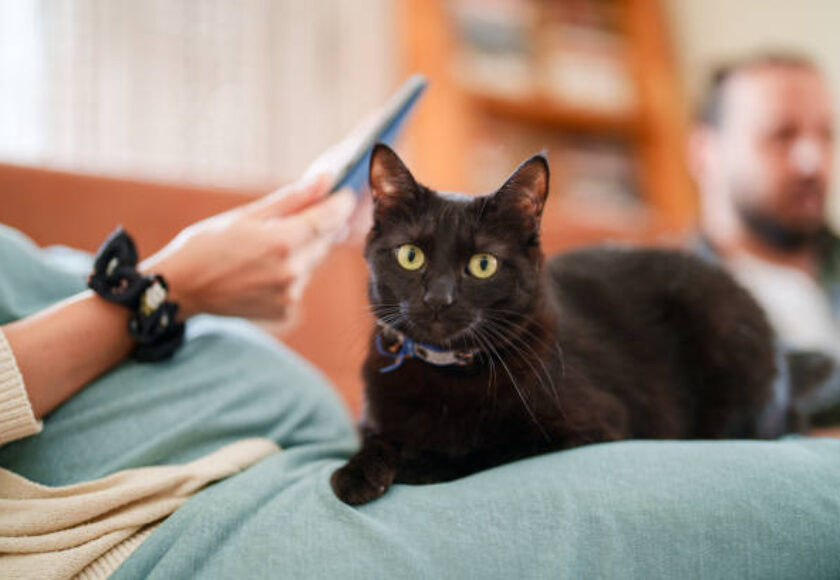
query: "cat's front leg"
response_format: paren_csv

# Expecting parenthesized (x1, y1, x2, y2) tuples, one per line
(331, 433, 399, 505)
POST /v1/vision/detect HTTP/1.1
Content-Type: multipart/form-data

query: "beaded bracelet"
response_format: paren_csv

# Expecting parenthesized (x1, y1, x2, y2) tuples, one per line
(87, 227, 185, 362)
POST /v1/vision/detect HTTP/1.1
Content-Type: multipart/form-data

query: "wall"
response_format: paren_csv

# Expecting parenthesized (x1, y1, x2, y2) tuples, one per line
(0, 0, 397, 189)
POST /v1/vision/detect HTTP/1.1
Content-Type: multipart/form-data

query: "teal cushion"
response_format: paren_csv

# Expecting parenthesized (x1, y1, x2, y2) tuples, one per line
(1, 223, 839, 579)
(114, 438, 840, 580)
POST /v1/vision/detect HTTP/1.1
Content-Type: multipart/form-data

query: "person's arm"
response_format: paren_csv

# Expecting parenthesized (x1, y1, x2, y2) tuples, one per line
(1, 175, 356, 422)
(2, 293, 133, 422)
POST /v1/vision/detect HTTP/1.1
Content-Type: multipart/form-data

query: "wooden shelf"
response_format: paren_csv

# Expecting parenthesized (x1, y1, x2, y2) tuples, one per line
(539, 198, 680, 254)
(402, 0, 695, 231)
(466, 89, 642, 137)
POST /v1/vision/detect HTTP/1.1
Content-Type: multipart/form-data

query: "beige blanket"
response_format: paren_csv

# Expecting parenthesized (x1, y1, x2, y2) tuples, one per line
(0, 438, 279, 579)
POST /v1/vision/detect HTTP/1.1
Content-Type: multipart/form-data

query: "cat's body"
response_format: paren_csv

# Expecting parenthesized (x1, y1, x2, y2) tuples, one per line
(331, 145, 777, 505)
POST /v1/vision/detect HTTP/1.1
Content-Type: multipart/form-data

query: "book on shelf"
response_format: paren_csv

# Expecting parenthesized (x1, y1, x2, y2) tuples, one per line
(468, 118, 647, 226)
(448, 0, 635, 114)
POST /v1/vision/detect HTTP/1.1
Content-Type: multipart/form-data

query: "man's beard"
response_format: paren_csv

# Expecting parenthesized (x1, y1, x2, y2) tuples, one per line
(734, 181, 826, 252)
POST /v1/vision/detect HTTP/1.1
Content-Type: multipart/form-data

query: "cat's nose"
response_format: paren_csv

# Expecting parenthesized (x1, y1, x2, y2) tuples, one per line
(424, 276, 455, 312)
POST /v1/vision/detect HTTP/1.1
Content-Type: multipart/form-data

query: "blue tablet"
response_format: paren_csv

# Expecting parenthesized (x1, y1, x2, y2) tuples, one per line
(302, 75, 428, 194)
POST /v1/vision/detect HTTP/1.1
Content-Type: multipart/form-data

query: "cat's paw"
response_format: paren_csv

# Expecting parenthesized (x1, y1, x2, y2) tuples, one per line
(330, 460, 395, 506)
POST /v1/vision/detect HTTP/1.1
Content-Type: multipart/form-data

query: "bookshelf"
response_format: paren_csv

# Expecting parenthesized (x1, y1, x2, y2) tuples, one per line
(466, 91, 642, 135)
(400, 0, 694, 251)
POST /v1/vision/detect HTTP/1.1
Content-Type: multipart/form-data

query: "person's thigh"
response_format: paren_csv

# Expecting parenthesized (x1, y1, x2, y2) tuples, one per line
(0, 317, 355, 486)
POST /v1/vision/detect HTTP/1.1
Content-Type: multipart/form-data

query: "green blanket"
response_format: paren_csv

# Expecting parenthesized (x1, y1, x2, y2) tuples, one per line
(1, 223, 839, 579)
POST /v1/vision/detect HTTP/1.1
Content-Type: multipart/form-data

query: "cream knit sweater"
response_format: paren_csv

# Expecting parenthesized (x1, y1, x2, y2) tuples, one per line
(0, 329, 280, 579)
(0, 329, 42, 447)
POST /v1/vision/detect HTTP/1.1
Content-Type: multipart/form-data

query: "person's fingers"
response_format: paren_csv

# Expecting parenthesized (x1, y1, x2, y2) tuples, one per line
(274, 189, 356, 250)
(344, 190, 374, 244)
(287, 270, 313, 304)
(291, 235, 334, 284)
(274, 235, 333, 298)
(255, 303, 303, 337)
(246, 173, 335, 219)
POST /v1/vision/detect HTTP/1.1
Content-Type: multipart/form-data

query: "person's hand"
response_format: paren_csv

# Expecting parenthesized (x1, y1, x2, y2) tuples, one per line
(140, 174, 356, 324)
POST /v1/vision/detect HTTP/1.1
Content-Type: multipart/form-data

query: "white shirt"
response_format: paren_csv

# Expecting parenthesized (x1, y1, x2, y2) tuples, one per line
(728, 253, 840, 359)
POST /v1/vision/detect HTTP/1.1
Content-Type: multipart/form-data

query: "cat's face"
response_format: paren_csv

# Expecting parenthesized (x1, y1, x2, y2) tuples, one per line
(364, 144, 550, 348)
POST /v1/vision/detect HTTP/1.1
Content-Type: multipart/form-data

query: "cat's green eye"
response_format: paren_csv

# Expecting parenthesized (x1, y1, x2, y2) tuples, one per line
(396, 244, 425, 271)
(468, 253, 498, 279)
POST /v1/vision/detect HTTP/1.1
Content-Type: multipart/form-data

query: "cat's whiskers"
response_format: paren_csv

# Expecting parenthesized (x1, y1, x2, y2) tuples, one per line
(348, 304, 405, 350)
(474, 326, 501, 393)
(365, 302, 401, 315)
(371, 304, 556, 431)
(480, 320, 559, 409)
(374, 312, 404, 329)
(481, 314, 562, 385)
(465, 326, 498, 408)
(480, 319, 564, 417)
(317, 303, 399, 363)
(441, 314, 484, 351)
(393, 300, 423, 337)
(472, 325, 550, 441)
(483, 308, 567, 383)
(349, 304, 401, 333)
(481, 309, 559, 356)
(481, 306, 545, 329)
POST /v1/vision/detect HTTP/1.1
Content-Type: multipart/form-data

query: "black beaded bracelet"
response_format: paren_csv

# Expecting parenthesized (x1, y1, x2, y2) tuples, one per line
(88, 227, 186, 362)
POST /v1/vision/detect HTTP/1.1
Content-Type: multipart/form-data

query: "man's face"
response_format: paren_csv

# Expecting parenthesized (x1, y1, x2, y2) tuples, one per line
(714, 66, 835, 246)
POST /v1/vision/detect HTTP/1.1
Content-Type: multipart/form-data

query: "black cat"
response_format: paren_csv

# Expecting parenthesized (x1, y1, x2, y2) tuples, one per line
(331, 144, 777, 505)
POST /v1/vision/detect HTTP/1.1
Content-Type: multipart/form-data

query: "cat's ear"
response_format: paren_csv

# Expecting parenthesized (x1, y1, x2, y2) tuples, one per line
(369, 144, 422, 215)
(493, 153, 550, 224)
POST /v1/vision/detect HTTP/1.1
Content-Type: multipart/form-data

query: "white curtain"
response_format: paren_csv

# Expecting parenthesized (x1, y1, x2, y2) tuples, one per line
(0, 0, 397, 188)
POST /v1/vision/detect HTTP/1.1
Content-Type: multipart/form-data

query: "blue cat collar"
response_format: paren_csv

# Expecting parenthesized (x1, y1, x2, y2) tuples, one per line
(374, 323, 479, 373)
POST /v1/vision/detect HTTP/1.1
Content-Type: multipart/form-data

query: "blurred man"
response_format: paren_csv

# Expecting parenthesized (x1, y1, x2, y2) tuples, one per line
(689, 52, 840, 426)
(691, 53, 839, 355)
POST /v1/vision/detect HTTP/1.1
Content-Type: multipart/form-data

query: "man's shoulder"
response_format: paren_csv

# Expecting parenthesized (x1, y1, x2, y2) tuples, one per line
(818, 228, 840, 287)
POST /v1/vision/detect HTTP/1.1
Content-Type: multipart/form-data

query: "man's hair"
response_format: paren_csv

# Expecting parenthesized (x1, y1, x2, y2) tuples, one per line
(696, 51, 820, 127)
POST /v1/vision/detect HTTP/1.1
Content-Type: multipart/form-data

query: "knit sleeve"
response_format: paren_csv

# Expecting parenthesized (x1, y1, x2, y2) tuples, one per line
(0, 327, 42, 446)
